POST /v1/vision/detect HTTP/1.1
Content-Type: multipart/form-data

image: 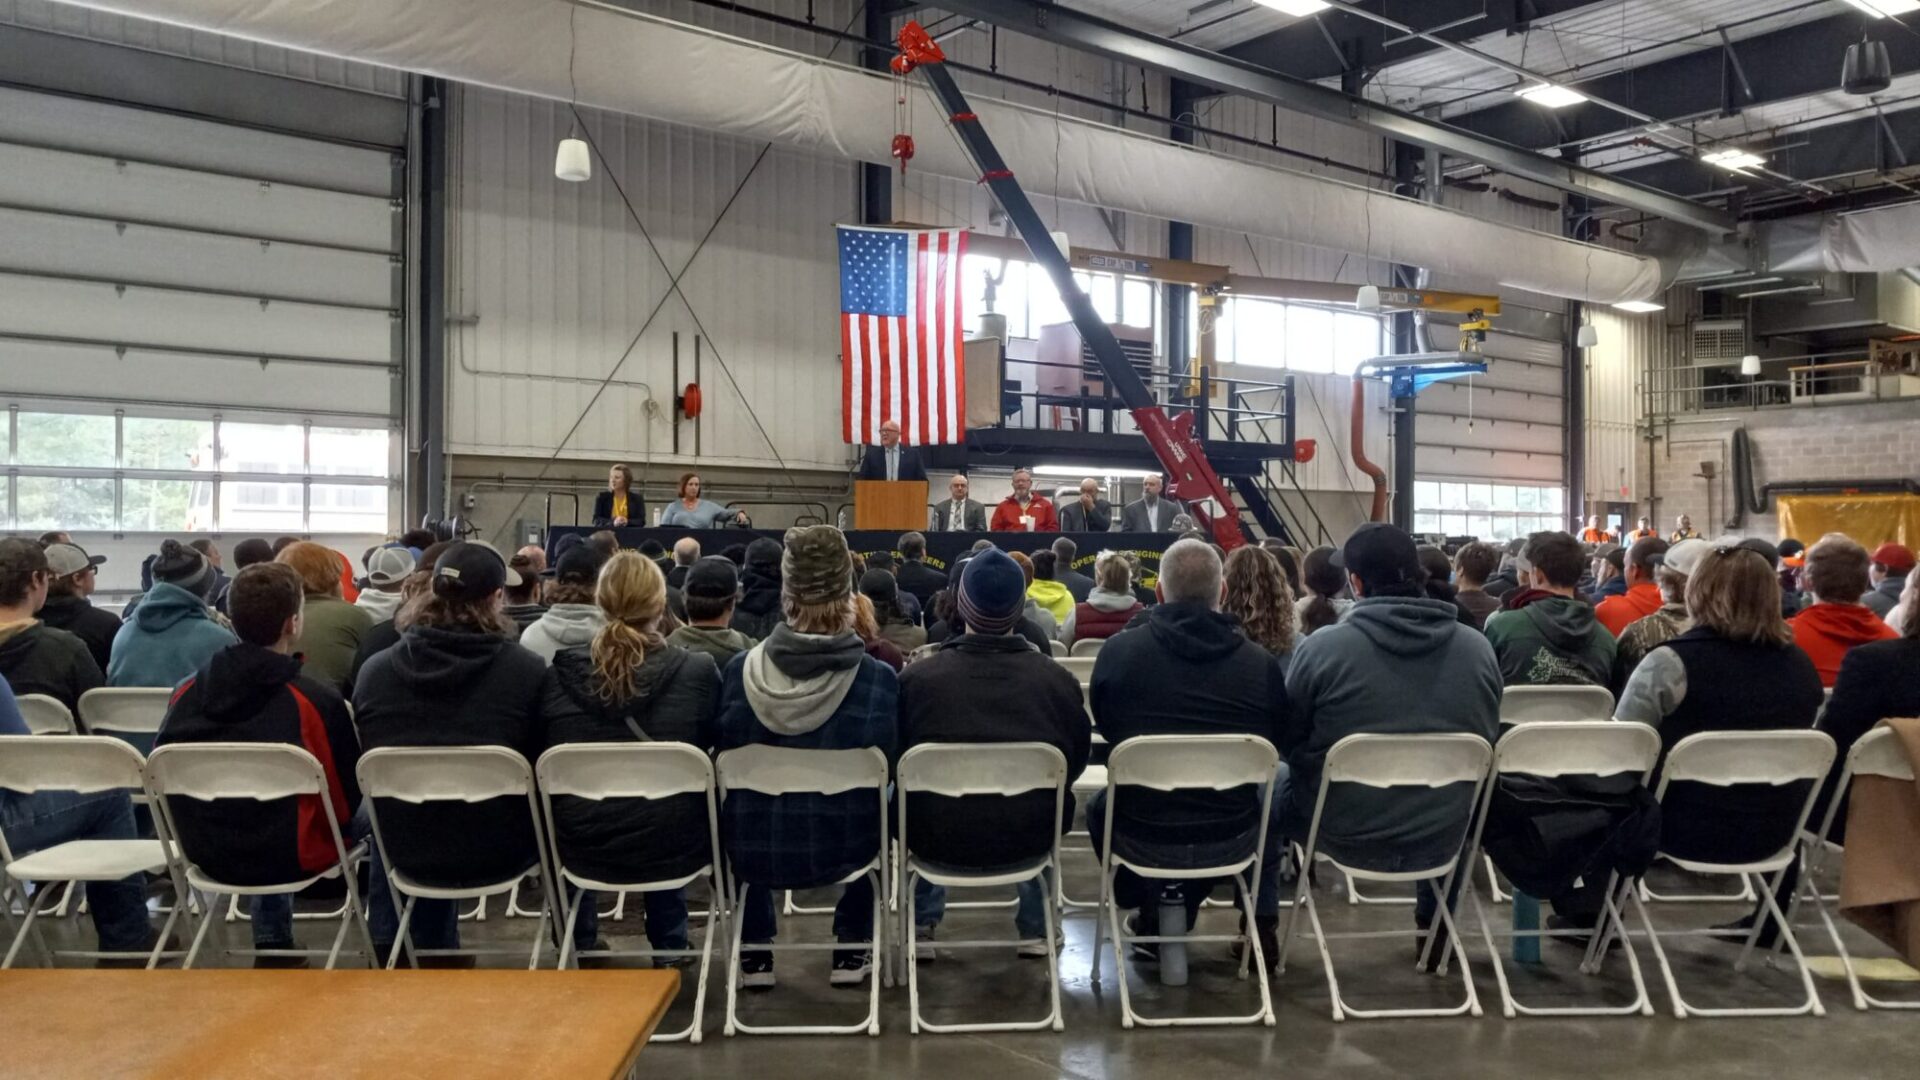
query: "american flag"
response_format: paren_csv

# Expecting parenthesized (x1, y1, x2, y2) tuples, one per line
(839, 225, 967, 446)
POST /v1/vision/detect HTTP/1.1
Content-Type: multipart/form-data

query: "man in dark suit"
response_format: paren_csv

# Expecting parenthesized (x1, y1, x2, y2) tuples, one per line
(857, 419, 927, 483)
(896, 532, 949, 623)
(1119, 474, 1182, 533)
(1056, 477, 1113, 533)
(1053, 536, 1095, 603)
(930, 473, 988, 532)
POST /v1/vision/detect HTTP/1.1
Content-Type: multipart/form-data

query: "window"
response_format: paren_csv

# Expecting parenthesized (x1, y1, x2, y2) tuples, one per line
(1210, 297, 1381, 375)
(1412, 481, 1569, 542)
(2, 410, 392, 535)
(961, 252, 1151, 344)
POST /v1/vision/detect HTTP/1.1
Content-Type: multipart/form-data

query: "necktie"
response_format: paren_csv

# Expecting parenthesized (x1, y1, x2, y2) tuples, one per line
(950, 501, 961, 531)
(887, 448, 898, 481)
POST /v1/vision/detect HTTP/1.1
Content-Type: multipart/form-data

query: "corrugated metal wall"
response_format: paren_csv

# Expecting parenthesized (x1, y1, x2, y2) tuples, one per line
(1586, 305, 1671, 508)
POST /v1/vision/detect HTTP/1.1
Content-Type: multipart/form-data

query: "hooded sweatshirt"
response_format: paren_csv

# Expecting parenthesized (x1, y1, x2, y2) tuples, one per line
(1483, 594, 1616, 687)
(107, 582, 238, 689)
(1595, 582, 1663, 637)
(155, 644, 360, 885)
(36, 592, 121, 673)
(714, 625, 899, 888)
(1790, 602, 1900, 687)
(518, 603, 606, 665)
(351, 625, 547, 889)
(1283, 595, 1501, 866)
(0, 620, 103, 713)
(354, 587, 406, 624)
(1089, 601, 1289, 846)
(1027, 578, 1073, 625)
(1862, 576, 1905, 619)
(729, 560, 785, 641)
(1061, 586, 1142, 645)
(667, 623, 758, 664)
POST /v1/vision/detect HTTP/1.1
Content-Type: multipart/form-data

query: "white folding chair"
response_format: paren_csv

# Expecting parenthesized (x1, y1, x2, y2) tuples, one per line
(357, 746, 554, 970)
(1795, 726, 1920, 1012)
(1091, 734, 1279, 1029)
(1628, 729, 1835, 1019)
(0, 735, 180, 969)
(536, 743, 725, 1044)
(14, 695, 76, 736)
(1054, 656, 1096, 683)
(716, 744, 889, 1038)
(1464, 721, 1661, 1018)
(1068, 638, 1105, 658)
(897, 742, 1067, 1035)
(1048, 640, 1068, 658)
(144, 743, 374, 970)
(77, 687, 171, 748)
(1275, 732, 1493, 1022)
(1499, 685, 1615, 725)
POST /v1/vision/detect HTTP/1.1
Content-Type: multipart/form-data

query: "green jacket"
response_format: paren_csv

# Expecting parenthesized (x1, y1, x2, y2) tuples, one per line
(1482, 595, 1616, 687)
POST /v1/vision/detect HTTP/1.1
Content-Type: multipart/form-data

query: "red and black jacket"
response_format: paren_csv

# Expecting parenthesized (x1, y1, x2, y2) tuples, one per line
(156, 644, 362, 886)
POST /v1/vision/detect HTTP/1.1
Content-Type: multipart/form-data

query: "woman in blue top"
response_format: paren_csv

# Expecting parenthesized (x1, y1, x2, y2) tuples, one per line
(657, 473, 748, 529)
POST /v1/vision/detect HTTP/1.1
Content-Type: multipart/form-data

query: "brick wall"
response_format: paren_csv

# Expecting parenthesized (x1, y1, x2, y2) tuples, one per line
(1641, 400, 1920, 541)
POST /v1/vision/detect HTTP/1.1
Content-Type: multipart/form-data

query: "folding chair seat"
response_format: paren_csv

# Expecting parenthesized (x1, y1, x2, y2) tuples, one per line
(1068, 638, 1105, 658)
(14, 695, 75, 736)
(145, 742, 374, 969)
(1464, 721, 1661, 1018)
(1054, 656, 1095, 684)
(896, 742, 1067, 1034)
(716, 744, 889, 1037)
(537, 743, 726, 1043)
(0, 736, 180, 969)
(1091, 734, 1279, 1029)
(1627, 729, 1835, 1019)
(1048, 640, 1068, 658)
(1275, 731, 1494, 1022)
(357, 746, 554, 970)
(1792, 726, 1920, 1012)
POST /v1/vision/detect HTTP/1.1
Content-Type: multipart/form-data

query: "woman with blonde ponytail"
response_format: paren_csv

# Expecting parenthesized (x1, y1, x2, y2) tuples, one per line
(539, 550, 721, 961)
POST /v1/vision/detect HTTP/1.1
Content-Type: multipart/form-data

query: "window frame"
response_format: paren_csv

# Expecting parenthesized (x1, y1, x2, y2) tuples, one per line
(1412, 481, 1569, 542)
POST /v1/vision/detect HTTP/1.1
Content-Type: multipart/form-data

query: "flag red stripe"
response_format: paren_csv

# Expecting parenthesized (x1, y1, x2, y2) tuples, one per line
(915, 232, 931, 446)
(929, 231, 947, 443)
(952, 229, 967, 441)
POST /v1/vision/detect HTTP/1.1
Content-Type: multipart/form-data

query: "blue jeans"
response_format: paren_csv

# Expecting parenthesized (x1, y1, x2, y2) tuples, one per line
(567, 886, 689, 951)
(913, 870, 1052, 939)
(0, 790, 151, 951)
(737, 876, 876, 966)
(1270, 763, 1458, 927)
(1088, 787, 1292, 921)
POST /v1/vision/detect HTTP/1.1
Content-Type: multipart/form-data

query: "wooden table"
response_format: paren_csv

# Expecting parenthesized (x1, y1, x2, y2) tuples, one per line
(0, 969, 678, 1079)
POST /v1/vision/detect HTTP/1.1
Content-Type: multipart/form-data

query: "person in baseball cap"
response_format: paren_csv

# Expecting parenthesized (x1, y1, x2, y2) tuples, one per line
(430, 540, 520, 602)
(1330, 521, 1424, 593)
(36, 542, 120, 672)
(518, 543, 610, 665)
(1615, 537, 1712, 690)
(718, 524, 895, 987)
(355, 546, 419, 624)
(667, 556, 757, 663)
(1866, 542, 1917, 619)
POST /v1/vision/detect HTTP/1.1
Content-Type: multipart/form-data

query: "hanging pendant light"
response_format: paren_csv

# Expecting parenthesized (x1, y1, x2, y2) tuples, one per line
(1842, 37, 1893, 96)
(1740, 354, 1763, 377)
(1355, 284, 1382, 311)
(555, 130, 591, 182)
(1576, 323, 1599, 348)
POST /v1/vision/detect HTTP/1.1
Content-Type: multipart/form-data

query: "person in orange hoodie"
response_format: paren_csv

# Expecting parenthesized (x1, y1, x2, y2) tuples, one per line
(1595, 536, 1669, 636)
(1789, 533, 1900, 687)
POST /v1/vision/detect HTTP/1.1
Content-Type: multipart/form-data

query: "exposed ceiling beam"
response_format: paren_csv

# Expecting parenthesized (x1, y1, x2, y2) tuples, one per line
(1223, 0, 1607, 83)
(1608, 107, 1920, 209)
(926, 0, 1735, 232)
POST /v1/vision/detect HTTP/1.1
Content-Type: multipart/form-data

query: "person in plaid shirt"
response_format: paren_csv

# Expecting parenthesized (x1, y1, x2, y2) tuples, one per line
(715, 525, 899, 990)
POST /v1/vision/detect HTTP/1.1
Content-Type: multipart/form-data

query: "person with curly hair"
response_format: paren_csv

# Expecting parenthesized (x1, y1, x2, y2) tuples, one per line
(1223, 545, 1296, 659)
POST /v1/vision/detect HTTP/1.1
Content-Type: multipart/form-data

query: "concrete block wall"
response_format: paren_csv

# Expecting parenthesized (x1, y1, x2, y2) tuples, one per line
(1642, 399, 1920, 542)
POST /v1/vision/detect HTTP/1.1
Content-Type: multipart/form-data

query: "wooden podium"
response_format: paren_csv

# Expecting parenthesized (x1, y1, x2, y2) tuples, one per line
(854, 480, 929, 531)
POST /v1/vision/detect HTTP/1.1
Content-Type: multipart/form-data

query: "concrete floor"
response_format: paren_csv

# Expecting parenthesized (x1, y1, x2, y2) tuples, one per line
(35, 851, 1919, 1079)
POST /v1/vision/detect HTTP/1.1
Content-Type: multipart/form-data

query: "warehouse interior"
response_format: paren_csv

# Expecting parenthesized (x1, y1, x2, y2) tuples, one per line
(5, 0, 1920, 1075)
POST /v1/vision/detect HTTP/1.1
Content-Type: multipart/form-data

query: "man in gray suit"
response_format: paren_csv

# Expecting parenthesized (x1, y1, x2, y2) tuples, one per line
(930, 473, 988, 532)
(1119, 474, 1183, 533)
(1056, 477, 1113, 533)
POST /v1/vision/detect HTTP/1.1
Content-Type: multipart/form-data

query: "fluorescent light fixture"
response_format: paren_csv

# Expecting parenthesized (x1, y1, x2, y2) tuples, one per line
(1842, 0, 1920, 18)
(1696, 275, 1781, 291)
(1253, 0, 1331, 15)
(1612, 300, 1665, 313)
(1734, 283, 1824, 299)
(1702, 148, 1766, 171)
(1514, 83, 1588, 109)
(1030, 465, 1165, 479)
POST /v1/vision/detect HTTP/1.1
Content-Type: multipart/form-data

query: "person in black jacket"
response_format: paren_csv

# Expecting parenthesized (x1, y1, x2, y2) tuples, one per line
(539, 551, 720, 960)
(0, 538, 104, 714)
(352, 541, 557, 965)
(155, 562, 362, 966)
(1088, 539, 1291, 955)
(925, 553, 1053, 654)
(898, 548, 1089, 955)
(728, 537, 786, 641)
(36, 542, 119, 673)
(895, 533, 948, 625)
(591, 463, 644, 527)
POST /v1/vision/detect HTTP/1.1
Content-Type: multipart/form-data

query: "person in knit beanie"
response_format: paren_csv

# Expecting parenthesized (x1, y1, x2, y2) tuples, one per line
(108, 539, 237, 691)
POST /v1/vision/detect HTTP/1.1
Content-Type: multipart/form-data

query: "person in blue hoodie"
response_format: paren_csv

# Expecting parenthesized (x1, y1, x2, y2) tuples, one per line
(108, 539, 237, 693)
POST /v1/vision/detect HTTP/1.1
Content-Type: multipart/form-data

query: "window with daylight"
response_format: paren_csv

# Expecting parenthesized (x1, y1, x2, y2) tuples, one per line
(961, 252, 1156, 342)
(1207, 297, 1383, 375)
(0, 409, 392, 536)
(1412, 481, 1566, 542)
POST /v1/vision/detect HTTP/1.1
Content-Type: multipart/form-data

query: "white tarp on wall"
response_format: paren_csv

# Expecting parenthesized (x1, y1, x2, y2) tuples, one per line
(56, 0, 1664, 303)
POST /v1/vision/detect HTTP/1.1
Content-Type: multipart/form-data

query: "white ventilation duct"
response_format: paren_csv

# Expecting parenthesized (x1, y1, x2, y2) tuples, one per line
(1764, 201, 1920, 275)
(56, 0, 1664, 303)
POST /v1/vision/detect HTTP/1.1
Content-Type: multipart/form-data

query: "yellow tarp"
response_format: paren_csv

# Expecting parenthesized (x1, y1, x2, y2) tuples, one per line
(1778, 493, 1920, 548)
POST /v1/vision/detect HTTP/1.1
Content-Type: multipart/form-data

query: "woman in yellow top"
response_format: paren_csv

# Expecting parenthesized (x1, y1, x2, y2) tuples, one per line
(592, 463, 644, 526)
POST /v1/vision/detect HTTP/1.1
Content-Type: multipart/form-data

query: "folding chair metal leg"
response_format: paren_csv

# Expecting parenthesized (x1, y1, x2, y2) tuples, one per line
(2, 883, 61, 969)
(1632, 873, 1824, 1019)
(558, 889, 586, 970)
(1473, 872, 1651, 1019)
(723, 882, 749, 1039)
(180, 890, 221, 970)
(1483, 855, 1510, 904)
(388, 895, 419, 970)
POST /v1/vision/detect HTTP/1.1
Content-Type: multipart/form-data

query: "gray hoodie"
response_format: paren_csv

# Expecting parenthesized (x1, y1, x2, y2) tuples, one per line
(741, 624, 867, 735)
(1060, 586, 1139, 645)
(518, 603, 606, 665)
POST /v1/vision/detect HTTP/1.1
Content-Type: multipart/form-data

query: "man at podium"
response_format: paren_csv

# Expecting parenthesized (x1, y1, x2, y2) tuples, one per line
(857, 419, 927, 482)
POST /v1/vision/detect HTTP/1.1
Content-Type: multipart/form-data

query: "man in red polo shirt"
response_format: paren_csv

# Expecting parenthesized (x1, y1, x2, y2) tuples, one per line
(989, 468, 1059, 532)
(1596, 536, 1669, 637)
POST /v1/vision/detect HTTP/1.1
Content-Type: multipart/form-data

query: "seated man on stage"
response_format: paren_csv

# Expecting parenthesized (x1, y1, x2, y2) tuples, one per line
(856, 419, 927, 483)
(1119, 474, 1181, 533)
(930, 474, 987, 532)
(989, 468, 1058, 532)
(1056, 477, 1112, 533)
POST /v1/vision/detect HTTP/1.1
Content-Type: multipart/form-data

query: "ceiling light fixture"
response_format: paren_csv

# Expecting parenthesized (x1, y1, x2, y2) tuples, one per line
(1702, 148, 1767, 171)
(1576, 324, 1599, 348)
(1740, 355, 1763, 377)
(1612, 300, 1665, 313)
(1842, 0, 1920, 18)
(1514, 83, 1588, 109)
(555, 6, 590, 183)
(1355, 284, 1382, 311)
(1253, 0, 1332, 16)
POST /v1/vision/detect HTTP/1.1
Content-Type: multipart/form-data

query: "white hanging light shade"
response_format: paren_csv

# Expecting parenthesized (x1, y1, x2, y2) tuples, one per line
(1576, 323, 1599, 348)
(1048, 230, 1072, 259)
(555, 136, 592, 182)
(1740, 354, 1763, 377)
(1355, 284, 1382, 311)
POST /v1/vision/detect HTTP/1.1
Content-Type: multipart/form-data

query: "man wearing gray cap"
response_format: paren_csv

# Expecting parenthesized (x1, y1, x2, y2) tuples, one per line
(38, 541, 118, 672)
